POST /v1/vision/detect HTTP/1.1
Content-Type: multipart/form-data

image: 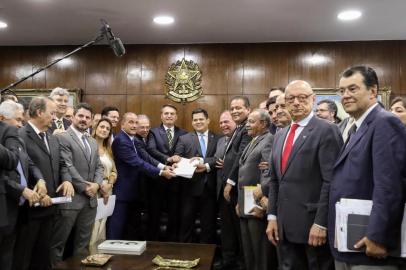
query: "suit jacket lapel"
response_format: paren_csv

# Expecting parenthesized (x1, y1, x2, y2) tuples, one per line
(159, 125, 170, 150)
(68, 128, 91, 163)
(26, 125, 50, 156)
(192, 133, 203, 157)
(276, 127, 288, 179)
(206, 132, 216, 156)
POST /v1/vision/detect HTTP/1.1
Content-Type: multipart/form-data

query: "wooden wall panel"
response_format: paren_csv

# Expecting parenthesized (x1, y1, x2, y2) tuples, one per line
(1, 41, 404, 133)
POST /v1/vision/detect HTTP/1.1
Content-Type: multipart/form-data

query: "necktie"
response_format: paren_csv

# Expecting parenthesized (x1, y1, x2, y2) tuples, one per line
(81, 135, 91, 160)
(344, 124, 357, 147)
(131, 138, 139, 155)
(199, 133, 206, 157)
(166, 128, 173, 149)
(342, 118, 355, 142)
(17, 160, 27, 206)
(39, 132, 50, 153)
(56, 119, 64, 130)
(281, 123, 299, 173)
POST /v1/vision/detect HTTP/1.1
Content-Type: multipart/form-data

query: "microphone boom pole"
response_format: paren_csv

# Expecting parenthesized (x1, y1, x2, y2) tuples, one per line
(1, 20, 124, 94)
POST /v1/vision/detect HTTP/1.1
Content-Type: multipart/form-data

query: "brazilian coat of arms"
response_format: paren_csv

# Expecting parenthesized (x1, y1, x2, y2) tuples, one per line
(165, 58, 202, 103)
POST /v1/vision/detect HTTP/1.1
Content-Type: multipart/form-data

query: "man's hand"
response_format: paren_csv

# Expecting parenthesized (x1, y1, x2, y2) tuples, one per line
(194, 164, 207, 173)
(22, 188, 40, 207)
(39, 195, 53, 207)
(266, 219, 279, 246)
(161, 169, 176, 179)
(249, 206, 264, 219)
(56, 181, 75, 197)
(167, 155, 181, 163)
(85, 182, 99, 197)
(164, 165, 174, 171)
(223, 183, 232, 202)
(258, 161, 269, 170)
(354, 237, 388, 259)
(33, 179, 47, 197)
(215, 159, 224, 169)
(308, 224, 327, 247)
(253, 185, 263, 201)
(235, 203, 240, 217)
(259, 197, 268, 210)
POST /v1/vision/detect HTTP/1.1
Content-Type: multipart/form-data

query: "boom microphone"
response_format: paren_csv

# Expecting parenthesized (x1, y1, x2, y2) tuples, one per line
(100, 19, 126, 57)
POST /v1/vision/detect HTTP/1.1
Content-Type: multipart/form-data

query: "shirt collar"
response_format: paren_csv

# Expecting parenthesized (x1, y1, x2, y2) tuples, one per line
(28, 121, 42, 135)
(163, 125, 174, 132)
(196, 130, 208, 137)
(71, 125, 86, 139)
(354, 103, 378, 129)
(122, 130, 134, 140)
(291, 111, 314, 127)
(55, 117, 64, 122)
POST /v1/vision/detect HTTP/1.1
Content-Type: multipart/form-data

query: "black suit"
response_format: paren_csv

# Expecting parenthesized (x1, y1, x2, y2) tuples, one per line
(267, 115, 342, 270)
(48, 118, 71, 134)
(0, 122, 20, 270)
(220, 119, 251, 269)
(174, 131, 219, 243)
(147, 124, 187, 241)
(12, 123, 71, 270)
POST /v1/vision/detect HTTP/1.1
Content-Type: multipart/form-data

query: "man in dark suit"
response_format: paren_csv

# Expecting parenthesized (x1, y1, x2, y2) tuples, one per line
(216, 96, 252, 270)
(147, 104, 187, 241)
(51, 103, 104, 265)
(101, 106, 120, 141)
(174, 108, 219, 243)
(107, 112, 174, 240)
(266, 80, 342, 270)
(0, 102, 23, 270)
(49, 87, 71, 134)
(11, 97, 74, 270)
(329, 66, 406, 269)
(236, 109, 276, 270)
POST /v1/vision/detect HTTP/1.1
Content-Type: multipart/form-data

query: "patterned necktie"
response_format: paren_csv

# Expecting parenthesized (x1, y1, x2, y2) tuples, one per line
(344, 124, 357, 148)
(17, 160, 27, 205)
(39, 132, 50, 153)
(166, 128, 173, 149)
(81, 135, 91, 160)
(281, 123, 299, 173)
(199, 133, 206, 157)
(56, 119, 64, 130)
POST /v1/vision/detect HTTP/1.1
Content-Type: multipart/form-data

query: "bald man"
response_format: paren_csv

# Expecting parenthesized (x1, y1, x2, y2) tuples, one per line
(266, 80, 342, 270)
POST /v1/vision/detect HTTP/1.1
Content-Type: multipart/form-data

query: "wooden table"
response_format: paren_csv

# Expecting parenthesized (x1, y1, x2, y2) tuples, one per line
(54, 241, 216, 270)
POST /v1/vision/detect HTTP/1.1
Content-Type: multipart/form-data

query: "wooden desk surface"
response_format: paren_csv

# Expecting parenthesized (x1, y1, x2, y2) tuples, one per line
(54, 241, 216, 270)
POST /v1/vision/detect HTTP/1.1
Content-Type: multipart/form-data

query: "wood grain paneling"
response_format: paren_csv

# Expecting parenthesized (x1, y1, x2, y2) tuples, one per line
(1, 41, 404, 132)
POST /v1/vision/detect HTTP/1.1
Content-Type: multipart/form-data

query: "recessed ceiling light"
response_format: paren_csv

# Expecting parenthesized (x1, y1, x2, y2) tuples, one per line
(0, 21, 8, 29)
(153, 16, 174, 25)
(337, 10, 362, 21)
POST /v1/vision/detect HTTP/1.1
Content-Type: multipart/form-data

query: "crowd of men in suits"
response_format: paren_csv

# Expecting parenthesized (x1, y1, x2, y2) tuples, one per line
(0, 65, 405, 270)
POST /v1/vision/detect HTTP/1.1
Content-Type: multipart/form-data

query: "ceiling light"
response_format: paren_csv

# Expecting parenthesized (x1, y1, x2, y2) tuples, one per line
(153, 16, 174, 25)
(0, 21, 8, 29)
(337, 10, 362, 21)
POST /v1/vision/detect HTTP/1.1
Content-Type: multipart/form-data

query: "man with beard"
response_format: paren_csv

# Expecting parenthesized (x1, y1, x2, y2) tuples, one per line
(51, 103, 104, 265)
(49, 87, 71, 134)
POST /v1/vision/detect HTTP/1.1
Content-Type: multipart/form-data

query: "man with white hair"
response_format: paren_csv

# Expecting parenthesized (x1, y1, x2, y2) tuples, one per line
(49, 87, 71, 134)
(0, 100, 25, 129)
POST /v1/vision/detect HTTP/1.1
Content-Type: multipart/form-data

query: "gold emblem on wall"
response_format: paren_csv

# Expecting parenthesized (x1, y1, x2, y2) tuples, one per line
(165, 58, 202, 103)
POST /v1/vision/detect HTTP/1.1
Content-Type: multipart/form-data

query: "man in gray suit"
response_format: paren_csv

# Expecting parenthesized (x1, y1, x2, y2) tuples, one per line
(266, 80, 342, 270)
(51, 103, 104, 265)
(236, 109, 276, 270)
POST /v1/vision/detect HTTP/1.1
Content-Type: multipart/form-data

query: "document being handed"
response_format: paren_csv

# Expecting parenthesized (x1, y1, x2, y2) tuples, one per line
(173, 158, 200, 179)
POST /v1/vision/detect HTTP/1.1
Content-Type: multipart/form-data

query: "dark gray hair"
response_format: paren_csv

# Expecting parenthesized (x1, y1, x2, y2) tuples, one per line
(0, 100, 24, 119)
(253, 108, 271, 128)
(29, 96, 54, 118)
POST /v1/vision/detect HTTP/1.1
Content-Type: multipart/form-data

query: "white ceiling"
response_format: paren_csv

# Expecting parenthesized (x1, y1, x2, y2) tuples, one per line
(1, 0, 406, 46)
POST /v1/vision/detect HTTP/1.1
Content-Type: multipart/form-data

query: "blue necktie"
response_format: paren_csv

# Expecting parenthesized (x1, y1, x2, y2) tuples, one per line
(199, 133, 206, 158)
(17, 160, 27, 205)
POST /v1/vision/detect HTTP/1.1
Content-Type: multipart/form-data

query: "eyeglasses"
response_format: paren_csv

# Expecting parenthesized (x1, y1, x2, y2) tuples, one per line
(336, 85, 360, 96)
(285, 93, 313, 104)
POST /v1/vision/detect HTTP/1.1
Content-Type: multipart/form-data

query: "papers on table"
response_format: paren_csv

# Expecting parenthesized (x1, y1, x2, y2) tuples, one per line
(95, 195, 116, 220)
(173, 158, 200, 179)
(33, 196, 72, 207)
(98, 240, 146, 255)
(243, 186, 263, 216)
(335, 198, 406, 257)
